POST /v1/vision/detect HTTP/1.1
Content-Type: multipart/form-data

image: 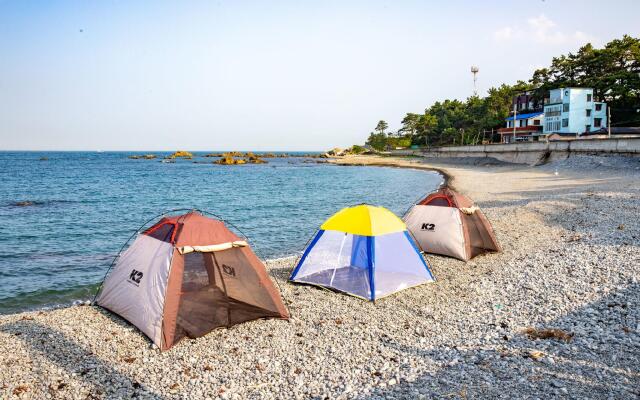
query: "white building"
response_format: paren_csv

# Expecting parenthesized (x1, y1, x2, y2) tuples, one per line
(543, 88, 607, 136)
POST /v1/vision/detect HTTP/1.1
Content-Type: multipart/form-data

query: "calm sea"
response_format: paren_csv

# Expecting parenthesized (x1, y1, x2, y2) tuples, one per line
(0, 151, 441, 314)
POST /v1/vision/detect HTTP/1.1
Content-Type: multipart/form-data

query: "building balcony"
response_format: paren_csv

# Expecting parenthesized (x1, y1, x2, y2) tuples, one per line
(497, 126, 543, 135)
(544, 97, 563, 105)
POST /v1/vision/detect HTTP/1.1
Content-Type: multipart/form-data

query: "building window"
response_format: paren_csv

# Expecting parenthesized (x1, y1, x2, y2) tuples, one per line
(563, 103, 570, 112)
(587, 94, 592, 102)
(533, 119, 540, 126)
(586, 109, 591, 117)
(594, 118, 602, 128)
(562, 119, 569, 127)
(546, 106, 561, 117)
(595, 104, 602, 111)
(585, 125, 591, 132)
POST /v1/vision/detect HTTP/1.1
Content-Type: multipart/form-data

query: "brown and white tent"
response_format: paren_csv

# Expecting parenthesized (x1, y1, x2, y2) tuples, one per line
(95, 211, 289, 350)
(403, 188, 500, 261)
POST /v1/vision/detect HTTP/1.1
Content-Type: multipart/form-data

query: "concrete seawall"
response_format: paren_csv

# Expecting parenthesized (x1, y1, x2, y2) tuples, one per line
(391, 138, 640, 165)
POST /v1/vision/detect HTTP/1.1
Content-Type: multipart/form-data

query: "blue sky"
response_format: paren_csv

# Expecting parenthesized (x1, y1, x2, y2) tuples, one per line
(1, 0, 639, 151)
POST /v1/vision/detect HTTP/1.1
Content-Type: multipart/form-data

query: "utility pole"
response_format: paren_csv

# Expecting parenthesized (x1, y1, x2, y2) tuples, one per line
(512, 102, 517, 143)
(608, 106, 611, 138)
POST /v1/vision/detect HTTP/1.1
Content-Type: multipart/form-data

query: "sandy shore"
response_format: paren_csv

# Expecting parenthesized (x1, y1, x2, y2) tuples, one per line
(1, 154, 639, 399)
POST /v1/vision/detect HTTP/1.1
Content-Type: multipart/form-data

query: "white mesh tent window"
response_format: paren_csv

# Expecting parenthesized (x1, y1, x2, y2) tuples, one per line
(373, 231, 434, 298)
(290, 230, 434, 300)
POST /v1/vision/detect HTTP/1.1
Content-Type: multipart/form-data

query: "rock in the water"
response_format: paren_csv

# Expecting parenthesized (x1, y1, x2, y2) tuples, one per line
(214, 156, 246, 165)
(165, 151, 193, 159)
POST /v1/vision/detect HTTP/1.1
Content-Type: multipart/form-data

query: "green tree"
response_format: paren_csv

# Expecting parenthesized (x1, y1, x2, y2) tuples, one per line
(366, 131, 387, 151)
(375, 120, 389, 135)
(529, 35, 640, 125)
(359, 35, 640, 147)
(399, 113, 421, 136)
(414, 114, 438, 146)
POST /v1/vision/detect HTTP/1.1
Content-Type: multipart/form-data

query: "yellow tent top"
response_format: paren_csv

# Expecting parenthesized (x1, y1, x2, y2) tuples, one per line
(320, 204, 406, 236)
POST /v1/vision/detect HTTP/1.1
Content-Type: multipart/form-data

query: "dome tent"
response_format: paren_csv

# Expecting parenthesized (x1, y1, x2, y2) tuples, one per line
(95, 210, 289, 350)
(403, 188, 500, 261)
(289, 204, 435, 301)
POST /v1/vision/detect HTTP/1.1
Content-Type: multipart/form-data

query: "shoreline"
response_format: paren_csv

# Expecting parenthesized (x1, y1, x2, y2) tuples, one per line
(328, 155, 453, 189)
(0, 161, 443, 317)
(1, 154, 639, 399)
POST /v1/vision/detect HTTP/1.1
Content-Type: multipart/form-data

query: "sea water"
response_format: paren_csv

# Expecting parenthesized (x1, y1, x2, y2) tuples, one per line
(0, 152, 441, 314)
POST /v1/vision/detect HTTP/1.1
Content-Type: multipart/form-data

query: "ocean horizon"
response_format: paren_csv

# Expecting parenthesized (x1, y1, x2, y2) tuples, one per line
(0, 151, 442, 314)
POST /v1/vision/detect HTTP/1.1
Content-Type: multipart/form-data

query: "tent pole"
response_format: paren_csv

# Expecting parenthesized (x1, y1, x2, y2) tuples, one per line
(329, 234, 348, 287)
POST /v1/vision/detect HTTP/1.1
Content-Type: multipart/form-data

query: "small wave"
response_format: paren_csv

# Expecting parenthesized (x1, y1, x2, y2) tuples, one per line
(3, 199, 77, 208)
(0, 282, 100, 315)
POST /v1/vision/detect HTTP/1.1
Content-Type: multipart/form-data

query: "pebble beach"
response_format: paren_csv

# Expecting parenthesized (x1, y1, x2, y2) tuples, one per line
(1, 154, 639, 399)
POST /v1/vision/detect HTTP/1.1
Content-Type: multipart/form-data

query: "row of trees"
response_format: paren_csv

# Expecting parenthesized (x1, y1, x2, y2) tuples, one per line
(366, 35, 640, 150)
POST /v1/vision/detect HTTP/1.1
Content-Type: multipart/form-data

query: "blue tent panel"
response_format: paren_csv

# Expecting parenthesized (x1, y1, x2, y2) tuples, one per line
(350, 235, 370, 269)
(367, 236, 375, 301)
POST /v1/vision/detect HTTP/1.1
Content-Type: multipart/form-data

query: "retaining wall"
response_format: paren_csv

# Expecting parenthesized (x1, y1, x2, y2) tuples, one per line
(391, 138, 640, 165)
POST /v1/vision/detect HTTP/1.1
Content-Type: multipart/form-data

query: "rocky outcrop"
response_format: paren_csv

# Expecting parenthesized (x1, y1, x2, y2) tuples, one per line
(214, 156, 246, 165)
(323, 146, 371, 158)
(211, 152, 268, 165)
(13, 201, 35, 207)
(244, 153, 268, 164)
(128, 154, 157, 160)
(165, 151, 193, 159)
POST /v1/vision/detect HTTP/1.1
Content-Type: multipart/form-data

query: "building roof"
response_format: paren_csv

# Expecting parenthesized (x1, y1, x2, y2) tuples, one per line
(505, 111, 544, 121)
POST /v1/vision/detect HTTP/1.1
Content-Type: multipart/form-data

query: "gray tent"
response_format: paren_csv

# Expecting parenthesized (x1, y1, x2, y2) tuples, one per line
(403, 188, 500, 261)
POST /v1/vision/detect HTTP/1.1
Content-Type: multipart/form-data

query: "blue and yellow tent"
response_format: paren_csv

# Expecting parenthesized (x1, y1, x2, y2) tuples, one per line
(289, 204, 435, 301)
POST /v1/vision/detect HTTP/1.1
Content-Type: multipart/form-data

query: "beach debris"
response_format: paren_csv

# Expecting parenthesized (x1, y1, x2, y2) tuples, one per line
(566, 233, 583, 242)
(13, 385, 29, 395)
(617, 224, 625, 230)
(48, 381, 67, 391)
(527, 350, 545, 361)
(522, 327, 573, 342)
(122, 356, 137, 363)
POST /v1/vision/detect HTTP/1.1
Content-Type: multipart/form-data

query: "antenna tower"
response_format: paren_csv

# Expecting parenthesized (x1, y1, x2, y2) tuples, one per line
(470, 66, 479, 96)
